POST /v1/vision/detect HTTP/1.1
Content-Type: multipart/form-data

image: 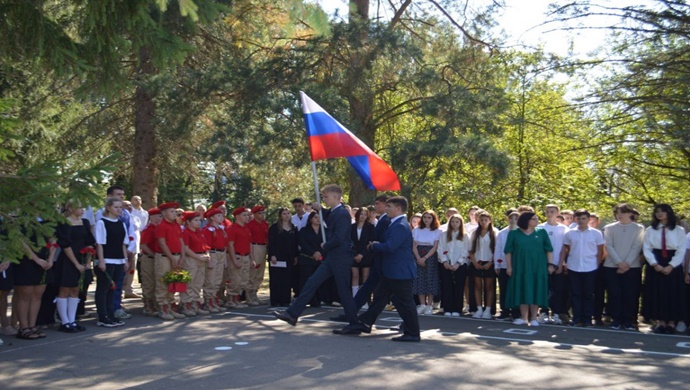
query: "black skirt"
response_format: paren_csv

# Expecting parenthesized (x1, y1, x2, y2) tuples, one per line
(12, 256, 47, 286)
(0, 265, 13, 291)
(641, 249, 685, 322)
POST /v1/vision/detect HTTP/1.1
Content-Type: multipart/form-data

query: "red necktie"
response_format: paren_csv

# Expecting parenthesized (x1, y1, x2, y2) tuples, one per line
(661, 226, 668, 258)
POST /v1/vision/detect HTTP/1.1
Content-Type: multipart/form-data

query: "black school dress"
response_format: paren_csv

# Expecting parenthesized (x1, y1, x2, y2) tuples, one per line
(56, 219, 95, 288)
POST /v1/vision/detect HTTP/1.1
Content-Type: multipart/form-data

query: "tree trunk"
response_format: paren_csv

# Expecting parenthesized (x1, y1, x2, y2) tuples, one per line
(346, 0, 376, 207)
(132, 46, 158, 209)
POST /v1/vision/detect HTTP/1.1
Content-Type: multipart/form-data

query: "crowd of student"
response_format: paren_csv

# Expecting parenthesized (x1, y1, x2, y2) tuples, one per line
(1, 186, 688, 344)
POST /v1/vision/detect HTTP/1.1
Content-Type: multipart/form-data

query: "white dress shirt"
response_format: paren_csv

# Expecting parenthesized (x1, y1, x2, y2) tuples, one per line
(438, 231, 470, 265)
(564, 227, 604, 272)
(643, 225, 686, 268)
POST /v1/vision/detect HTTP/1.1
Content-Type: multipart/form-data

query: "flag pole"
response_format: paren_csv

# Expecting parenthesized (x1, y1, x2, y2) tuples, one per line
(310, 161, 327, 243)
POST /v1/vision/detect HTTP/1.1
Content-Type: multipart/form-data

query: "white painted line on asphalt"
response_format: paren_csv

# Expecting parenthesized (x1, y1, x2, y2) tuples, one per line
(438, 331, 690, 358)
(379, 317, 403, 322)
(675, 342, 690, 349)
(504, 328, 538, 335)
(235, 342, 249, 345)
(215, 346, 233, 351)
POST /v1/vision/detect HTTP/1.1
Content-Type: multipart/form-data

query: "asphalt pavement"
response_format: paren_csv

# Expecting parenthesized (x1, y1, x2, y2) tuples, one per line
(1, 295, 689, 389)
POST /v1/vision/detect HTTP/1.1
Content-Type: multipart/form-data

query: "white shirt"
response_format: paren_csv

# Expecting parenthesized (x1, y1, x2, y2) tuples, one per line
(96, 207, 137, 253)
(131, 207, 149, 231)
(291, 213, 309, 230)
(412, 227, 442, 245)
(539, 222, 569, 265)
(563, 227, 604, 272)
(438, 231, 470, 265)
(494, 226, 515, 269)
(95, 217, 130, 265)
(470, 228, 499, 262)
(643, 225, 686, 268)
(465, 222, 478, 234)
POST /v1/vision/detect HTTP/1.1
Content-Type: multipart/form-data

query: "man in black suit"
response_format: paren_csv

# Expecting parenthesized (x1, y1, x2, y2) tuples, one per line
(335, 196, 421, 342)
(330, 195, 390, 322)
(274, 184, 359, 329)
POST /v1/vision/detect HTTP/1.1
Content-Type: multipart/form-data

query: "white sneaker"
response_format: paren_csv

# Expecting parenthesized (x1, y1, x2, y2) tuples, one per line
(537, 312, 549, 324)
(677, 321, 687, 333)
(472, 307, 484, 318)
(551, 314, 562, 325)
(530, 320, 540, 327)
(424, 305, 433, 315)
(481, 307, 492, 319)
(462, 305, 470, 314)
(114, 309, 132, 319)
(416, 305, 426, 315)
(432, 301, 440, 310)
(451, 312, 460, 317)
(444, 312, 452, 317)
(512, 318, 527, 325)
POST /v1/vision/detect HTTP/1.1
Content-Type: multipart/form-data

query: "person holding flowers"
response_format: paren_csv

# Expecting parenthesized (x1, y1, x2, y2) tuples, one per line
(154, 201, 186, 321)
(55, 200, 95, 332)
(181, 211, 210, 316)
(94, 197, 130, 327)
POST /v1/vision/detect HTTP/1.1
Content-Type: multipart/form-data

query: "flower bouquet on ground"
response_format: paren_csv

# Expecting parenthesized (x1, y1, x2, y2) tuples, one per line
(163, 269, 192, 293)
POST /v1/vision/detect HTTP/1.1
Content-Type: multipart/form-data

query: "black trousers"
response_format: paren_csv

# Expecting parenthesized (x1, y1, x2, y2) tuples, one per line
(440, 264, 467, 314)
(594, 266, 607, 319)
(288, 257, 358, 324)
(354, 258, 381, 308)
(95, 264, 123, 322)
(569, 269, 597, 324)
(269, 260, 293, 306)
(548, 271, 569, 314)
(359, 277, 420, 337)
(604, 267, 641, 326)
(497, 268, 518, 318)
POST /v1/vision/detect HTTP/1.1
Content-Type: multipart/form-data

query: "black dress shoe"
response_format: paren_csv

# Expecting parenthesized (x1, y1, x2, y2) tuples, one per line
(391, 334, 420, 342)
(332, 327, 361, 335)
(273, 310, 297, 326)
(329, 314, 347, 322)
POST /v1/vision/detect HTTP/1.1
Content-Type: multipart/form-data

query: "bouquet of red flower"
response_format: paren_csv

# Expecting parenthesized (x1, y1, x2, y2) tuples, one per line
(163, 270, 192, 293)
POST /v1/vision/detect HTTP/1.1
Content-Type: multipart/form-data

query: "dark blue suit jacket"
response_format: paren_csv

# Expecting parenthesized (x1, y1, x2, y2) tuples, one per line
(374, 214, 391, 241)
(371, 215, 416, 280)
(321, 204, 354, 258)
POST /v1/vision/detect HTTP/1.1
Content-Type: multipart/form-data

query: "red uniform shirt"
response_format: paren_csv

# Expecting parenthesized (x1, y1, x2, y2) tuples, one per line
(202, 224, 228, 250)
(155, 219, 183, 254)
(221, 218, 232, 228)
(227, 223, 252, 255)
(183, 227, 209, 253)
(246, 219, 269, 244)
(140, 224, 160, 254)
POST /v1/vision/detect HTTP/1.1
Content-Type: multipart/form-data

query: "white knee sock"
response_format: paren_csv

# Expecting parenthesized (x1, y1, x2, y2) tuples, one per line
(56, 298, 69, 324)
(67, 297, 80, 324)
(352, 285, 359, 297)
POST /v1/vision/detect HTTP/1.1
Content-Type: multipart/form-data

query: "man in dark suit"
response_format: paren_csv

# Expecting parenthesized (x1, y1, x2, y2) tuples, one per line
(330, 195, 390, 322)
(274, 184, 359, 328)
(335, 196, 421, 342)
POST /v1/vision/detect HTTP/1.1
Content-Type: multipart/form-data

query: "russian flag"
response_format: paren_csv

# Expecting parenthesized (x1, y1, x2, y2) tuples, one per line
(300, 91, 401, 191)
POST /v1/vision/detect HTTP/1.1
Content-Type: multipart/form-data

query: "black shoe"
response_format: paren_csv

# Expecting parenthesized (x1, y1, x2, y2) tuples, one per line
(58, 324, 78, 333)
(72, 323, 86, 332)
(329, 314, 347, 322)
(392, 334, 420, 342)
(665, 325, 675, 334)
(273, 310, 297, 326)
(594, 318, 604, 326)
(332, 327, 361, 335)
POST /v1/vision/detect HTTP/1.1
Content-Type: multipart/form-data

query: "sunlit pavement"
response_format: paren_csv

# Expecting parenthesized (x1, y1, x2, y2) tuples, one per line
(2, 295, 689, 389)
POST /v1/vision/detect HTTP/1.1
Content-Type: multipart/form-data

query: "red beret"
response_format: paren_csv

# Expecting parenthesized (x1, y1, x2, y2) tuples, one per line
(147, 207, 160, 216)
(211, 200, 226, 209)
(232, 207, 249, 217)
(182, 211, 199, 222)
(251, 205, 266, 213)
(158, 201, 180, 210)
(204, 208, 223, 219)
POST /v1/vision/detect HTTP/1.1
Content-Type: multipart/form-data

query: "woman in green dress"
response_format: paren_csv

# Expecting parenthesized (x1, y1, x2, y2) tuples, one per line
(505, 211, 553, 326)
